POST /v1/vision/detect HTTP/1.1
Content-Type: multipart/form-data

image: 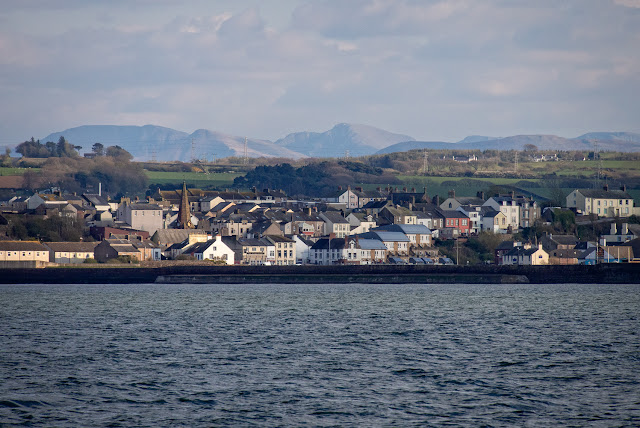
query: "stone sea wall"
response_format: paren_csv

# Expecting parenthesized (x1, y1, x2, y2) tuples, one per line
(2, 263, 639, 284)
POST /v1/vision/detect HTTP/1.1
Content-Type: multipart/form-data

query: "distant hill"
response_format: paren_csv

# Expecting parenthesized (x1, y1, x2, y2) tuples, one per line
(274, 123, 415, 158)
(378, 133, 640, 154)
(36, 125, 640, 161)
(40, 125, 306, 162)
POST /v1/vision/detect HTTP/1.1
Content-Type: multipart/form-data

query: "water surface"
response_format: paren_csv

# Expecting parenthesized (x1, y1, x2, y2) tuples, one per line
(1, 283, 639, 426)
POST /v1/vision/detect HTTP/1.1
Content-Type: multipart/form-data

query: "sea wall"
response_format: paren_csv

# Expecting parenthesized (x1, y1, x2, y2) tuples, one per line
(1, 263, 639, 284)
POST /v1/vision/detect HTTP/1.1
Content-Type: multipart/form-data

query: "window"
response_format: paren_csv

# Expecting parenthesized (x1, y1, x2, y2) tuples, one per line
(598, 200, 601, 206)
(597, 208, 601, 214)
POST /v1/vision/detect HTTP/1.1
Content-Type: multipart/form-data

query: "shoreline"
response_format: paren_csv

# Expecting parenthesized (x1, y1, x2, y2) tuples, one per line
(2, 264, 640, 284)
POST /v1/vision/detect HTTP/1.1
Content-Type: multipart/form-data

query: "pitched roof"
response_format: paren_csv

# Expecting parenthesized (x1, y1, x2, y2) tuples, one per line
(576, 189, 633, 199)
(321, 211, 349, 223)
(44, 242, 99, 252)
(0, 241, 49, 251)
(376, 224, 432, 234)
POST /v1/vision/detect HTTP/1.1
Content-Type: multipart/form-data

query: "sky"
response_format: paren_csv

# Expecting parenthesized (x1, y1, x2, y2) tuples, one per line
(1, 0, 639, 145)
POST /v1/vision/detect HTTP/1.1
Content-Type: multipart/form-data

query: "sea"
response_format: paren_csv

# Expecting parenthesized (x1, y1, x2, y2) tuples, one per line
(1, 283, 639, 427)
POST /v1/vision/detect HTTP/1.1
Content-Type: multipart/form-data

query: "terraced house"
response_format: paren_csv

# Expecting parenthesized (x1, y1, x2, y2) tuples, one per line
(566, 186, 635, 217)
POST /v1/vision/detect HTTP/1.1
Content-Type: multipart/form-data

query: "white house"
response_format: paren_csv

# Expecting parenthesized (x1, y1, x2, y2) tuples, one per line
(184, 235, 235, 264)
(483, 196, 521, 230)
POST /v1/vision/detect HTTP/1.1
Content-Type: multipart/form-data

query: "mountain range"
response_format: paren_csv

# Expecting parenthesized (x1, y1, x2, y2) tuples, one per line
(36, 124, 640, 161)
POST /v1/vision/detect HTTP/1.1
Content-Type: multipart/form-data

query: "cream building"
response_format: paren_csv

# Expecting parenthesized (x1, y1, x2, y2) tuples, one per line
(566, 186, 634, 217)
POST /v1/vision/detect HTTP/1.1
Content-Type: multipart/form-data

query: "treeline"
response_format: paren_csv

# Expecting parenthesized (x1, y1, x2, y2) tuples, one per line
(14, 137, 147, 197)
(233, 161, 399, 197)
(16, 137, 82, 158)
(6, 215, 86, 242)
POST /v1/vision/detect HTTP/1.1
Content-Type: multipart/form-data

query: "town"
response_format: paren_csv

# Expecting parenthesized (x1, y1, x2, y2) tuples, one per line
(1, 176, 638, 267)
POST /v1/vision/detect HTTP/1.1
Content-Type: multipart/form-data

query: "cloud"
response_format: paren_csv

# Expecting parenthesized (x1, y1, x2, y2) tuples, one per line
(614, 0, 640, 7)
(0, 0, 639, 144)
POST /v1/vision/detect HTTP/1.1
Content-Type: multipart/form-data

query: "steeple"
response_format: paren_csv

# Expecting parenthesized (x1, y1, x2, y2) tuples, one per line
(177, 181, 193, 229)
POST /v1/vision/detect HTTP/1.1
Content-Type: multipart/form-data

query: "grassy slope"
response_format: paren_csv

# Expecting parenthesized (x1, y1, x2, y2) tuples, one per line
(145, 171, 240, 188)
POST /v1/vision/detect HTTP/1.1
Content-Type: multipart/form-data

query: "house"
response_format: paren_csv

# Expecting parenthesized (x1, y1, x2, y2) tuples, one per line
(540, 234, 579, 252)
(456, 205, 482, 235)
(514, 195, 540, 228)
(167, 233, 210, 259)
(320, 211, 351, 238)
(494, 240, 518, 265)
(83, 193, 111, 212)
(479, 208, 508, 233)
(566, 185, 635, 217)
(483, 195, 520, 230)
(0, 241, 50, 265)
(309, 236, 387, 265)
(94, 239, 141, 263)
(601, 223, 640, 243)
(379, 206, 417, 225)
(548, 248, 583, 265)
(293, 235, 314, 264)
(440, 210, 471, 238)
(357, 231, 410, 256)
(346, 212, 377, 235)
(309, 237, 347, 265)
(150, 229, 208, 248)
(265, 235, 296, 265)
(439, 191, 484, 211)
(132, 240, 162, 261)
(182, 235, 235, 264)
(375, 224, 432, 247)
(44, 242, 99, 264)
(116, 201, 164, 235)
(234, 238, 269, 265)
(501, 244, 549, 265)
(90, 225, 149, 241)
(415, 204, 445, 238)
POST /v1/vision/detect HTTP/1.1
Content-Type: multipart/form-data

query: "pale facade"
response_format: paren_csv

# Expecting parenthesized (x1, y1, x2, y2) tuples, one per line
(566, 187, 634, 217)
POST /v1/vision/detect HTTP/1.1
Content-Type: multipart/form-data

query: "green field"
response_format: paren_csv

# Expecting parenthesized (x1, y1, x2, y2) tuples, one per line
(145, 171, 240, 188)
(0, 167, 39, 175)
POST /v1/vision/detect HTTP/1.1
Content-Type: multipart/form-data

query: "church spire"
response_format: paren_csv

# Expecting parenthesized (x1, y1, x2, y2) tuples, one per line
(177, 181, 193, 229)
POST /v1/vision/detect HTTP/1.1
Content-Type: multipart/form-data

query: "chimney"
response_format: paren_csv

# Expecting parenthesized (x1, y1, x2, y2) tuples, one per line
(477, 191, 485, 200)
(338, 185, 343, 191)
(610, 223, 617, 235)
(448, 190, 455, 198)
(622, 223, 628, 235)
(411, 187, 416, 193)
(432, 195, 440, 205)
(510, 191, 515, 198)
(621, 185, 627, 192)
(603, 184, 609, 191)
(356, 187, 363, 192)
(306, 207, 312, 215)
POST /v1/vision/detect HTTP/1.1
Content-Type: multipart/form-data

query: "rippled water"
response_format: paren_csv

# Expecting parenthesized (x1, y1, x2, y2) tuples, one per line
(1, 283, 639, 426)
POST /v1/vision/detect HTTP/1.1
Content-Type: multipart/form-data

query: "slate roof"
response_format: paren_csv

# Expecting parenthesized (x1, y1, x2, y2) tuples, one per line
(321, 211, 349, 223)
(576, 189, 633, 199)
(357, 239, 388, 250)
(440, 210, 469, 219)
(44, 242, 99, 252)
(375, 224, 432, 235)
(359, 231, 410, 242)
(0, 241, 49, 251)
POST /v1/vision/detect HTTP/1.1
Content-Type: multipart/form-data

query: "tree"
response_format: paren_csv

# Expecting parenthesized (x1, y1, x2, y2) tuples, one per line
(92, 143, 104, 156)
(524, 144, 538, 152)
(105, 145, 133, 161)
